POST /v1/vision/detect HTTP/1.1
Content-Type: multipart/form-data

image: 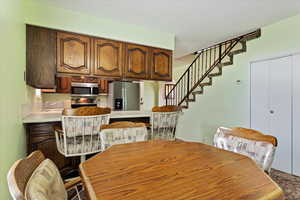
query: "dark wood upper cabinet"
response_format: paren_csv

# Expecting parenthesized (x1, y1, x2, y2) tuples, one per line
(57, 32, 91, 75)
(26, 26, 173, 88)
(84, 76, 99, 83)
(99, 79, 109, 94)
(70, 76, 98, 83)
(93, 39, 123, 78)
(150, 48, 172, 81)
(26, 25, 56, 88)
(124, 44, 149, 79)
(71, 76, 85, 83)
(56, 76, 71, 93)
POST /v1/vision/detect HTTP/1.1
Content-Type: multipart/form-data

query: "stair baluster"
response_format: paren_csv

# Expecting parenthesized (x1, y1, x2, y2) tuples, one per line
(165, 29, 261, 109)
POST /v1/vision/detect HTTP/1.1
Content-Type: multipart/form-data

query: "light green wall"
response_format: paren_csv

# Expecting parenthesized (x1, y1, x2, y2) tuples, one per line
(24, 0, 175, 50)
(0, 0, 26, 199)
(143, 81, 159, 110)
(174, 13, 300, 144)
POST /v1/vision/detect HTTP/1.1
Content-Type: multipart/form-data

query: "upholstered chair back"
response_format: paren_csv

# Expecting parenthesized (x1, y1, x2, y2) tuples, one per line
(55, 107, 110, 159)
(151, 106, 181, 140)
(7, 151, 84, 200)
(100, 121, 148, 150)
(213, 127, 277, 173)
(7, 151, 46, 200)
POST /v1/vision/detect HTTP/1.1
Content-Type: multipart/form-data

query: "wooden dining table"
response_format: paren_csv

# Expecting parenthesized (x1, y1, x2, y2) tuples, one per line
(79, 140, 284, 200)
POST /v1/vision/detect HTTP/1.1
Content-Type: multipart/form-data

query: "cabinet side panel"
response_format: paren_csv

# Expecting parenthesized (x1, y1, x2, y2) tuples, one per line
(26, 25, 56, 88)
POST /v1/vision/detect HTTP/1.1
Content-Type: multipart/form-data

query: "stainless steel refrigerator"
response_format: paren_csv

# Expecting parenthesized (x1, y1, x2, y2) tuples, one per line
(112, 81, 140, 111)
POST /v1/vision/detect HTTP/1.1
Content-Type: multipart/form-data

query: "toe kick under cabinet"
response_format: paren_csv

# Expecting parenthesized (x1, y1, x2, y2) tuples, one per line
(26, 25, 173, 89)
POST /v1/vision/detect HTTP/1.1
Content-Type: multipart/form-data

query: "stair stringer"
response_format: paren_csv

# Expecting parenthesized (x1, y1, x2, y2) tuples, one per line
(184, 41, 248, 107)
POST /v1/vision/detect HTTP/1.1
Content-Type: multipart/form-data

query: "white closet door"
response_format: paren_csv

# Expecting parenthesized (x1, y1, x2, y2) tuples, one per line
(250, 60, 270, 133)
(293, 54, 300, 176)
(251, 56, 292, 173)
(268, 56, 292, 173)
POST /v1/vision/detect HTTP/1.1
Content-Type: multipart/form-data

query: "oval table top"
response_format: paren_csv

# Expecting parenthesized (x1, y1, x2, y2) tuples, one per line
(79, 140, 283, 200)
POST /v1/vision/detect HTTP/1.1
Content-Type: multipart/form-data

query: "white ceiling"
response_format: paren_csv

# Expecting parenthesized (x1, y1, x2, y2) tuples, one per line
(34, 0, 300, 58)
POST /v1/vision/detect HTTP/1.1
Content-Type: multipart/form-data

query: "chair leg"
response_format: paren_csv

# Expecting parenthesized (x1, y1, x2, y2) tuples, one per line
(80, 155, 86, 163)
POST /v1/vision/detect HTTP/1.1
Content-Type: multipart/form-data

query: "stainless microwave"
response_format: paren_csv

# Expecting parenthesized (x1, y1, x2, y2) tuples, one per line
(71, 82, 99, 97)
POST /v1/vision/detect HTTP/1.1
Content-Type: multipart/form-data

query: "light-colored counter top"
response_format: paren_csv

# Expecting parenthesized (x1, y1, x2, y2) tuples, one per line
(22, 110, 152, 124)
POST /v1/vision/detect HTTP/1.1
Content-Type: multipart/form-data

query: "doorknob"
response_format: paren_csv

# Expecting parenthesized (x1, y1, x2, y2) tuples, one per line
(270, 110, 274, 114)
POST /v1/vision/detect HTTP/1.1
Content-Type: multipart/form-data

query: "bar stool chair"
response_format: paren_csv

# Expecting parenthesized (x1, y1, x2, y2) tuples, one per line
(100, 121, 148, 151)
(151, 105, 181, 140)
(213, 127, 278, 173)
(54, 106, 111, 163)
(7, 151, 84, 200)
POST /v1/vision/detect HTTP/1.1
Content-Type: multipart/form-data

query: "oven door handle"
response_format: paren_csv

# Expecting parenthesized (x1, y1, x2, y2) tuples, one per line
(71, 94, 98, 97)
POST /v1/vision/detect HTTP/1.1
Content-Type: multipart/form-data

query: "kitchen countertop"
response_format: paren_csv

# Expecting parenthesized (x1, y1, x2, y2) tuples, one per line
(23, 110, 152, 124)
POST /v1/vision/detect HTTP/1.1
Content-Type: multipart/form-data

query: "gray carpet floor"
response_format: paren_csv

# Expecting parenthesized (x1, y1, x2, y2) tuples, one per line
(270, 169, 300, 200)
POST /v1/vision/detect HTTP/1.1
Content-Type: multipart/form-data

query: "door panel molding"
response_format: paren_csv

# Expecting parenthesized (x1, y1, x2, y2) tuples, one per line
(94, 39, 123, 77)
(152, 51, 171, 77)
(125, 44, 149, 79)
(250, 55, 293, 173)
(150, 49, 172, 80)
(57, 32, 91, 74)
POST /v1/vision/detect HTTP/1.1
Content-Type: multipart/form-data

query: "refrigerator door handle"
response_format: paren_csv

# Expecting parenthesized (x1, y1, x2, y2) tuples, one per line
(123, 83, 126, 111)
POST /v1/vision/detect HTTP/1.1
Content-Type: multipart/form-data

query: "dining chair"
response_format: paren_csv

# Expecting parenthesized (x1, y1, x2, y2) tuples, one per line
(54, 106, 111, 163)
(7, 151, 83, 200)
(100, 121, 148, 151)
(151, 105, 181, 140)
(213, 127, 277, 173)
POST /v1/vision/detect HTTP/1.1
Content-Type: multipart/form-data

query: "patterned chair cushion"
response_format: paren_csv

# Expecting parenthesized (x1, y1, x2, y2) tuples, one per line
(100, 127, 148, 150)
(57, 135, 101, 155)
(214, 127, 276, 172)
(63, 117, 106, 137)
(25, 159, 67, 200)
(55, 114, 109, 157)
(151, 111, 179, 140)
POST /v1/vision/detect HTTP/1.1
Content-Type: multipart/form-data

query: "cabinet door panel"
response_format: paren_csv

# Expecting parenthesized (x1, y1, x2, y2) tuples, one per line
(26, 123, 71, 172)
(56, 76, 71, 93)
(26, 25, 56, 88)
(151, 49, 172, 81)
(57, 32, 91, 74)
(94, 39, 123, 78)
(99, 80, 109, 94)
(125, 44, 149, 79)
(35, 138, 68, 170)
